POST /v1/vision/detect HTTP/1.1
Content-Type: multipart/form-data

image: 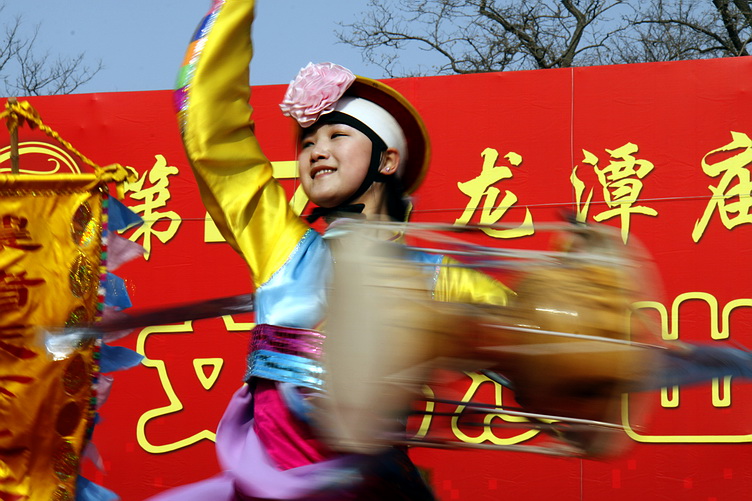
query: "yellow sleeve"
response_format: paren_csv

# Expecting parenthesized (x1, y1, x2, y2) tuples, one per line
(175, 0, 308, 287)
(434, 256, 512, 306)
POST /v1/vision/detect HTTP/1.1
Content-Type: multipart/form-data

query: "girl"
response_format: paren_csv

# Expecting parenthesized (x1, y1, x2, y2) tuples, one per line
(152, 0, 509, 499)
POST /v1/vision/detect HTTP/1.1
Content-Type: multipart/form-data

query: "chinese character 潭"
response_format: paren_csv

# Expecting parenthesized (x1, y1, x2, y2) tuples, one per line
(572, 143, 657, 243)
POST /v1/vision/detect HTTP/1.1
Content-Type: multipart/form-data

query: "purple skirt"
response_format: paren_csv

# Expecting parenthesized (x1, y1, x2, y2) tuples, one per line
(147, 383, 435, 500)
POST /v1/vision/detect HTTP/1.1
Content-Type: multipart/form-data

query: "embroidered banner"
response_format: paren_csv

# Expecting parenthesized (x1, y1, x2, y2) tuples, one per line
(0, 175, 104, 500)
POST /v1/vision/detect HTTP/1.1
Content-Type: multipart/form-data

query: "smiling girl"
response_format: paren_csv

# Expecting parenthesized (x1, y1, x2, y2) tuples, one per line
(150, 1, 510, 499)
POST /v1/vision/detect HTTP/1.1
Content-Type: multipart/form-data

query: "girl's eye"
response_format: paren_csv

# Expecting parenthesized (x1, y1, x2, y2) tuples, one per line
(301, 140, 314, 149)
(331, 132, 347, 139)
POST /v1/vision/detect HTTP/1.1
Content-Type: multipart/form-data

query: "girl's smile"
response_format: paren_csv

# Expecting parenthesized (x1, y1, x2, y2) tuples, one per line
(310, 166, 337, 178)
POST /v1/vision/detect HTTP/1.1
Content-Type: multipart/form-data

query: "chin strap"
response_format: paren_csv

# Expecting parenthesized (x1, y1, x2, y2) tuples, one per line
(306, 203, 366, 223)
(305, 112, 389, 224)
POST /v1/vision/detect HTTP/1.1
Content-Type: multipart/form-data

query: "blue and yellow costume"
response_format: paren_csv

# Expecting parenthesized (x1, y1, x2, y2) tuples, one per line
(154, 0, 510, 498)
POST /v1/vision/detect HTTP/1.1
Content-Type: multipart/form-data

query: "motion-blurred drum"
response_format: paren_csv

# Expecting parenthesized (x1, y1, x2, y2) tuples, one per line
(315, 221, 661, 458)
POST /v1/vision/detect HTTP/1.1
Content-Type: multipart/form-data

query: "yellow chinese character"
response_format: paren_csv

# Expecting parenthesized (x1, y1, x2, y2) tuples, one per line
(573, 143, 657, 243)
(692, 131, 752, 242)
(124, 155, 182, 260)
(448, 372, 539, 446)
(454, 147, 533, 238)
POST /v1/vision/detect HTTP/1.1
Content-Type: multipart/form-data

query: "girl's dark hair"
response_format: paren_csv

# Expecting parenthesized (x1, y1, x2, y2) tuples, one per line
(383, 174, 409, 221)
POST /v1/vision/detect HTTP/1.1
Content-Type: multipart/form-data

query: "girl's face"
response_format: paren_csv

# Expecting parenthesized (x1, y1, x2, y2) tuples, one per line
(298, 123, 373, 208)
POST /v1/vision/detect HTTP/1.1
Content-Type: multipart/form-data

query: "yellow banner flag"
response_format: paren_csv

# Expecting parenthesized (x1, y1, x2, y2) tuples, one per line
(1, 174, 105, 500)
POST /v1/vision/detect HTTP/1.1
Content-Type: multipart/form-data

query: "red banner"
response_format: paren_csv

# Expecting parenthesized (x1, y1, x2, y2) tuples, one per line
(6, 56, 752, 500)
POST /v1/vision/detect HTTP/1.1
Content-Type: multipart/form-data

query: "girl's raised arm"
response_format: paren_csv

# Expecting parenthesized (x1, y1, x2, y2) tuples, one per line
(175, 0, 308, 286)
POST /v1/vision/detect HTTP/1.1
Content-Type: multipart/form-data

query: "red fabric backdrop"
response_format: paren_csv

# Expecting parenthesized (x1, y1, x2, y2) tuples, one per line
(7, 56, 752, 500)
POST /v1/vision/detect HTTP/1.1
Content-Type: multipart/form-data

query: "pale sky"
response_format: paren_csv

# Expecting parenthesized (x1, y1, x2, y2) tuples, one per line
(3, 0, 393, 94)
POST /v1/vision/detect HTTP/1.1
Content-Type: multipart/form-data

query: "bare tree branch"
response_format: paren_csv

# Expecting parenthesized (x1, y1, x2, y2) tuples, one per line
(713, 0, 749, 54)
(338, 0, 752, 77)
(734, 0, 752, 26)
(0, 3, 102, 96)
(626, 0, 751, 62)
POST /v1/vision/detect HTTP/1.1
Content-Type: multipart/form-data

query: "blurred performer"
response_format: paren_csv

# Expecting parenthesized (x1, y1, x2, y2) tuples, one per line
(150, 1, 510, 499)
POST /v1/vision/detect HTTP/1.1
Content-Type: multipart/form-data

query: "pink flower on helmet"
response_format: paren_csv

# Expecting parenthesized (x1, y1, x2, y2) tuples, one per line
(279, 62, 356, 127)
